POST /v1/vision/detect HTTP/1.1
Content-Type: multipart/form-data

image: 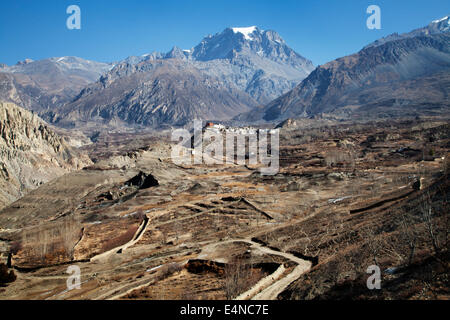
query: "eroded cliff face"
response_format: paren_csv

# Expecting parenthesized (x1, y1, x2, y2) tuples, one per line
(0, 102, 91, 209)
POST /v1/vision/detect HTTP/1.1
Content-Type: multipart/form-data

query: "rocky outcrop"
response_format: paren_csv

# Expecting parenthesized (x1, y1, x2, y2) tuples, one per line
(0, 102, 92, 209)
(125, 171, 159, 190)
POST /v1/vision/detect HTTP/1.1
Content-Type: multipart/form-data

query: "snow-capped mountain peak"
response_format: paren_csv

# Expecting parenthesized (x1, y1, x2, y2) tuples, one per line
(190, 26, 312, 66)
(108, 26, 314, 104)
(231, 26, 259, 40)
(432, 15, 449, 24)
(429, 15, 450, 32)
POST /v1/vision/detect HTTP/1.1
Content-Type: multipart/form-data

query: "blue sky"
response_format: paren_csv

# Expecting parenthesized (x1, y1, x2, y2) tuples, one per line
(0, 0, 448, 66)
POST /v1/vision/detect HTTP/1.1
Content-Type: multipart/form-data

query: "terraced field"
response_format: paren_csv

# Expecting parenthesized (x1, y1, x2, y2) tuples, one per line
(0, 120, 448, 300)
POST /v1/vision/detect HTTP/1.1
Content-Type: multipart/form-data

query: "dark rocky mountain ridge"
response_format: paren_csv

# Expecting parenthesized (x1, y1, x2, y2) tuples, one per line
(235, 22, 450, 123)
(49, 59, 257, 128)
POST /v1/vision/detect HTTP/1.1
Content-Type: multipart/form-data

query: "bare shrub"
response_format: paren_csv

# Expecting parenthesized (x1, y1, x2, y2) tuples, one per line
(399, 213, 418, 265)
(0, 263, 16, 285)
(419, 192, 444, 256)
(135, 210, 147, 222)
(9, 241, 22, 255)
(443, 155, 450, 175)
(157, 263, 183, 281)
(20, 217, 82, 263)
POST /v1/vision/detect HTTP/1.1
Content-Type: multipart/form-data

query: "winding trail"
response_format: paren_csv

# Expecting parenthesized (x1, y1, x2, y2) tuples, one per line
(250, 263, 310, 300)
(235, 264, 286, 300)
(239, 239, 311, 300)
(92, 237, 311, 300)
(37, 202, 313, 300)
(199, 238, 312, 300)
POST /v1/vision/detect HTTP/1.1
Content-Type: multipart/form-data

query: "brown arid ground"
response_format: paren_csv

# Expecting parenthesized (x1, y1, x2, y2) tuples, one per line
(0, 118, 448, 300)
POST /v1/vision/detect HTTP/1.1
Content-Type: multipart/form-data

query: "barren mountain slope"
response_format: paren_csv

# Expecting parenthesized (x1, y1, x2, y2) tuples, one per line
(0, 102, 91, 209)
(0, 57, 111, 112)
(50, 59, 257, 128)
(237, 31, 450, 123)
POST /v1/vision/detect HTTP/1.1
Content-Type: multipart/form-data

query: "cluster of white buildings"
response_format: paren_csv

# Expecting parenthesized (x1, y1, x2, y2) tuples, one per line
(204, 122, 277, 135)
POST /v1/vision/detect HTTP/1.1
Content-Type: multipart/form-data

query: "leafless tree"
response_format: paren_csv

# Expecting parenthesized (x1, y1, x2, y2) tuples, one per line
(224, 257, 252, 299)
(399, 212, 418, 266)
(62, 216, 82, 258)
(419, 192, 441, 255)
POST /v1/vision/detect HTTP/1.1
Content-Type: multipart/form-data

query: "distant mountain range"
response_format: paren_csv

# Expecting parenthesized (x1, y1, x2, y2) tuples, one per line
(0, 17, 449, 129)
(122, 26, 314, 104)
(0, 26, 313, 128)
(189, 26, 314, 103)
(49, 59, 256, 128)
(364, 15, 449, 49)
(237, 16, 450, 123)
(0, 57, 112, 112)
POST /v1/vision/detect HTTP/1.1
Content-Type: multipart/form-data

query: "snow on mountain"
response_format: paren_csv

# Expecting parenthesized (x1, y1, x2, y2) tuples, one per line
(187, 26, 314, 102)
(115, 26, 314, 103)
(237, 20, 450, 123)
(365, 15, 450, 49)
(231, 26, 258, 40)
(432, 16, 449, 24)
(3, 56, 112, 78)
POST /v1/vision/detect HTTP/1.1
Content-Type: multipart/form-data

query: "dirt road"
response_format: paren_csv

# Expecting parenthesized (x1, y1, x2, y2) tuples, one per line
(199, 238, 312, 300)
